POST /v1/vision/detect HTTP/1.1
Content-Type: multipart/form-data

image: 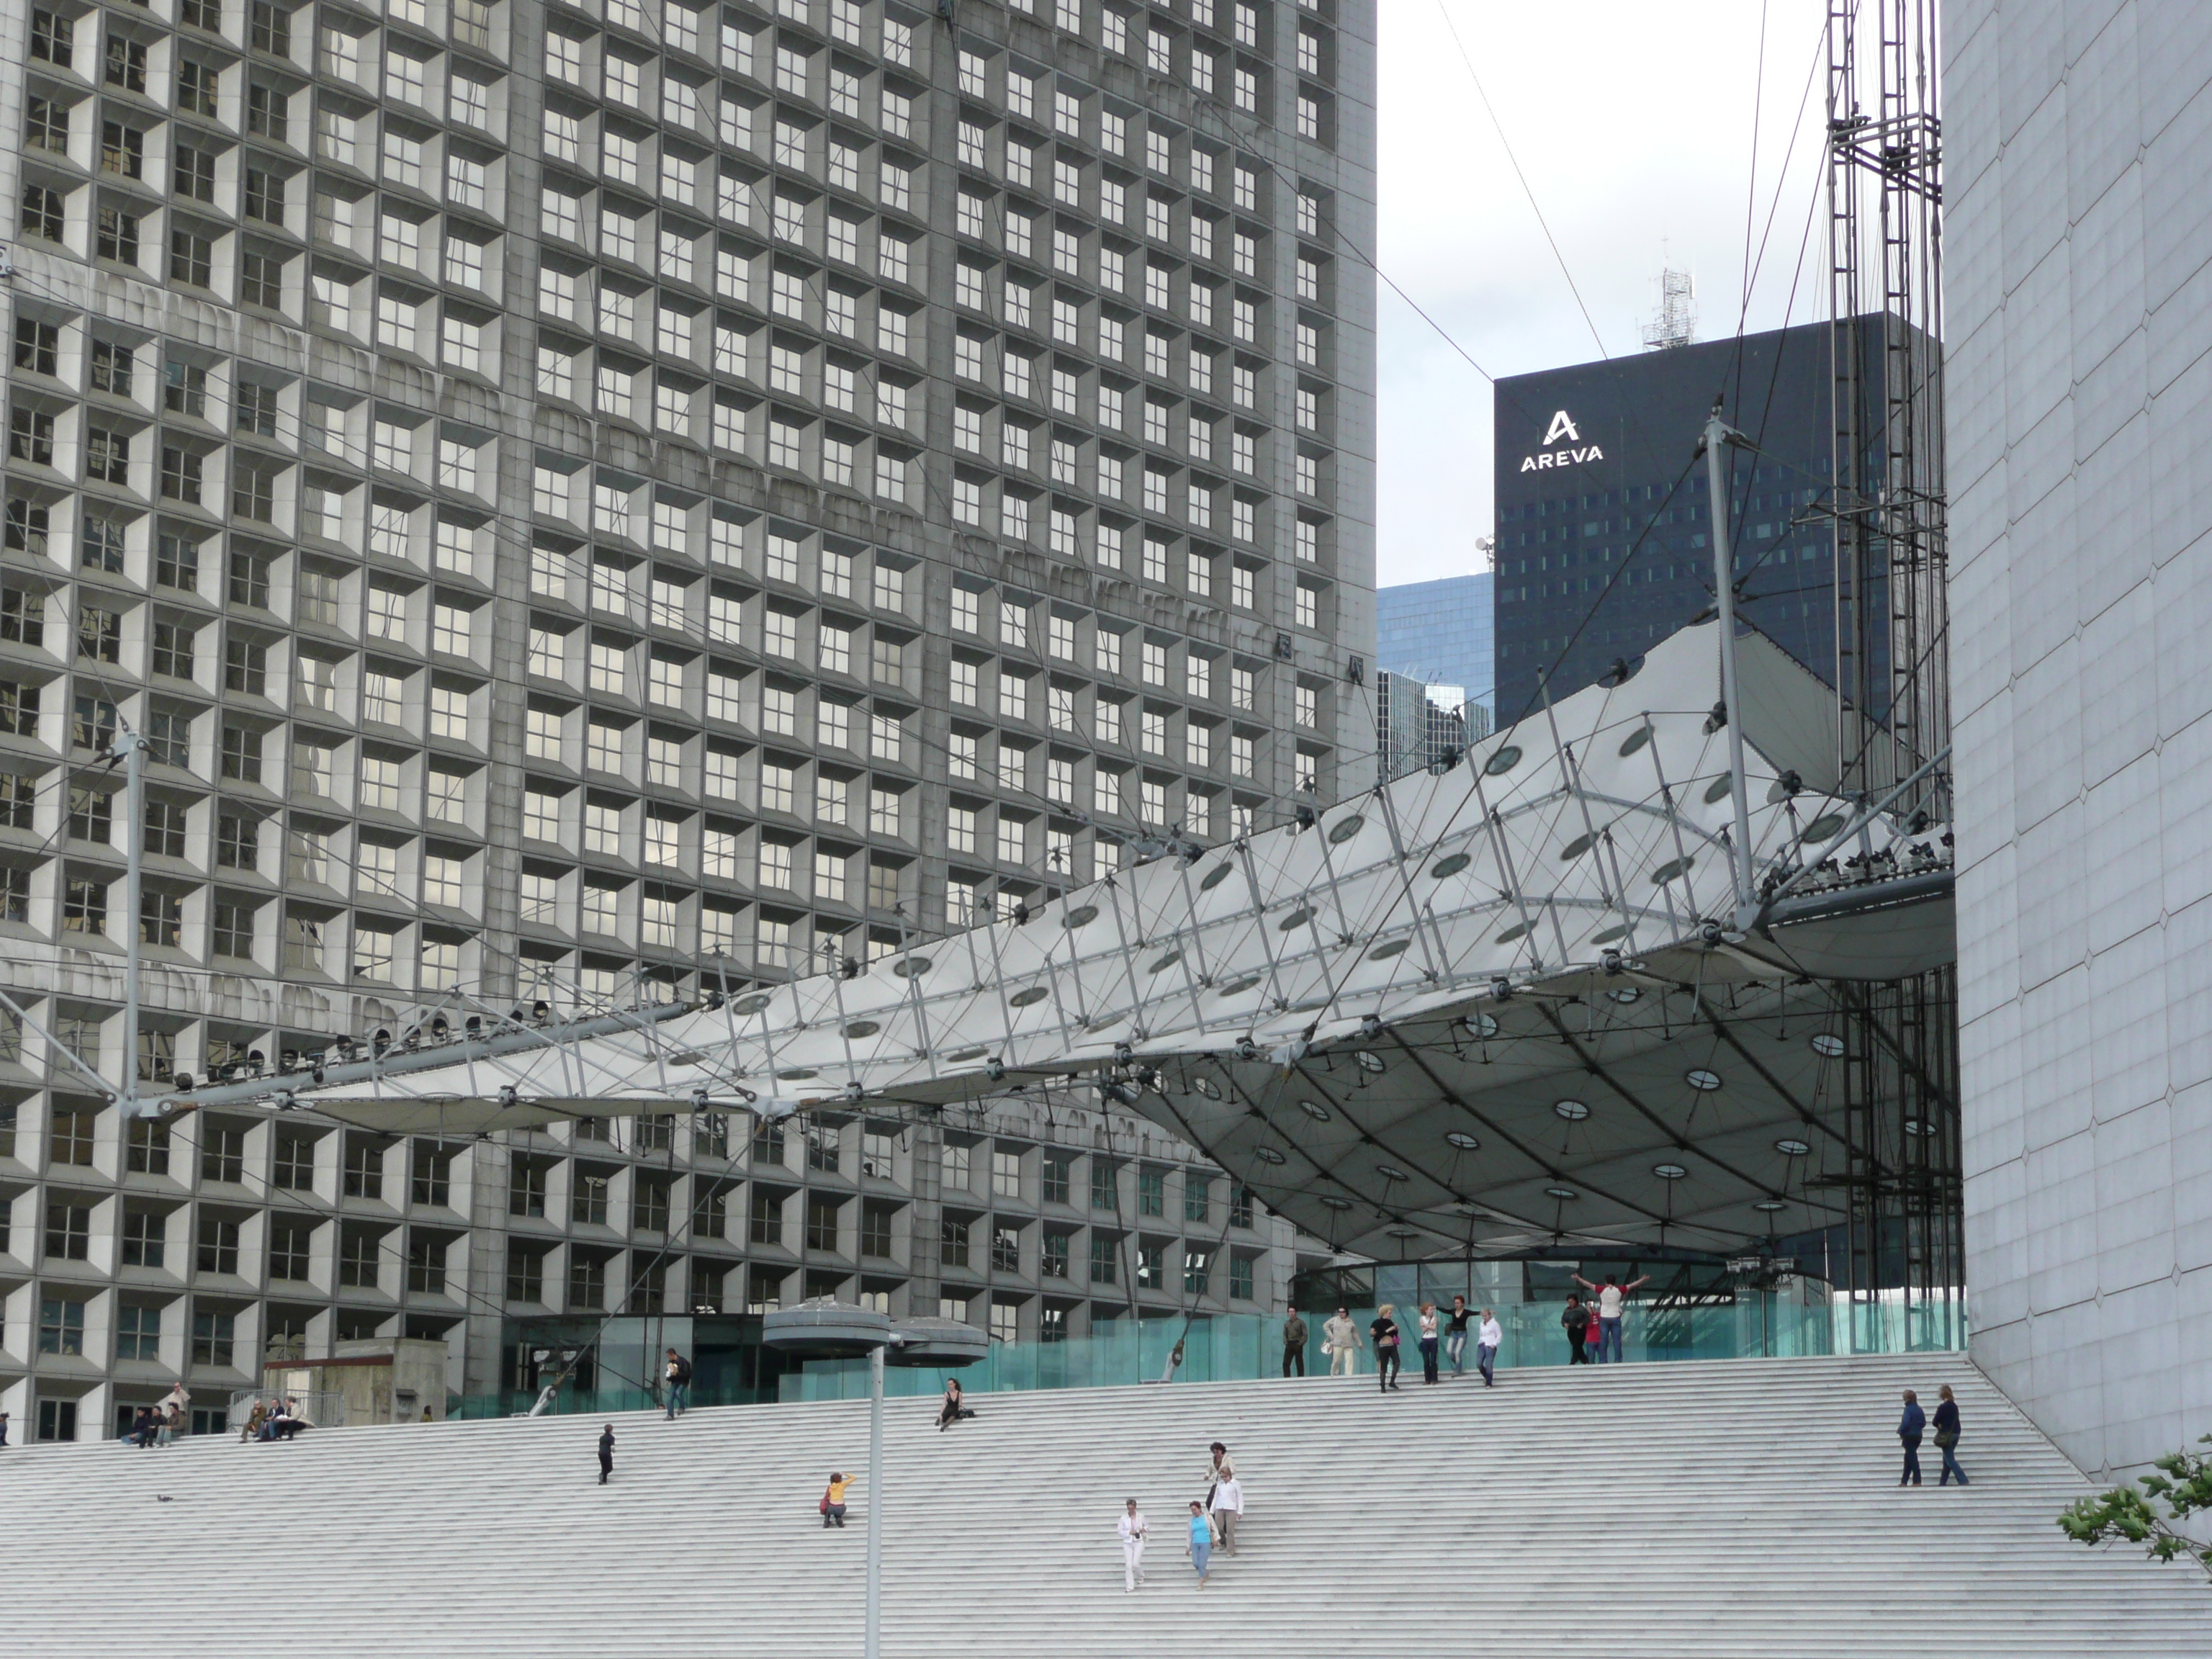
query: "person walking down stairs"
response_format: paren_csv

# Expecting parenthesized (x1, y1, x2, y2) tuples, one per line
(1210, 1470, 1244, 1556)
(1201, 1442, 1234, 1541)
(1561, 1295, 1593, 1365)
(1185, 1502, 1213, 1588)
(1477, 1309, 1502, 1388)
(1323, 1306, 1362, 1375)
(663, 1349, 692, 1419)
(1370, 1305, 1403, 1392)
(597, 1424, 615, 1486)
(1933, 1385, 1968, 1486)
(1417, 1304, 1442, 1385)
(1897, 1392, 1925, 1487)
(1443, 1297, 1473, 1376)
(1118, 1499, 1148, 1591)
(1281, 1310, 1308, 1378)
(822, 1471, 857, 1528)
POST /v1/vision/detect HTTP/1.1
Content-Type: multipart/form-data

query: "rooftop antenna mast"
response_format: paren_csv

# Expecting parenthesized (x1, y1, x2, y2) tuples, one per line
(1642, 266, 1696, 351)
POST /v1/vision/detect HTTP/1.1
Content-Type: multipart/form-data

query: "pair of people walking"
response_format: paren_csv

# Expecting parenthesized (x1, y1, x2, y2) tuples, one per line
(1201, 1443, 1243, 1554)
(1444, 1298, 1503, 1386)
(1897, 1387, 1968, 1486)
(1115, 1449, 1241, 1593)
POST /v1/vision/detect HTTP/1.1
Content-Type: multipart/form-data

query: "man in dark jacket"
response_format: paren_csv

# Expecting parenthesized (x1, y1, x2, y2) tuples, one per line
(598, 1424, 616, 1485)
(1281, 1311, 1308, 1377)
(1897, 1390, 1925, 1485)
(664, 1349, 693, 1419)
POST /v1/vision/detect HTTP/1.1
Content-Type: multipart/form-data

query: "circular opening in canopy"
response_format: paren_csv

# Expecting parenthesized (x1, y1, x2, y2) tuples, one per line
(1704, 775, 1735, 804)
(1319, 1196, 1354, 1211)
(1299, 1099, 1331, 1122)
(1062, 904, 1100, 929)
(1685, 1068, 1722, 1092)
(1327, 814, 1364, 845)
(1810, 1033, 1846, 1057)
(891, 956, 931, 979)
(1252, 1146, 1286, 1165)
(1445, 1130, 1480, 1151)
(842, 1020, 880, 1039)
(1192, 1077, 1222, 1100)
(1199, 863, 1233, 891)
(1775, 1138, 1811, 1156)
(1617, 726, 1651, 757)
(1554, 1100, 1590, 1121)
(1375, 1164, 1409, 1182)
(1754, 1200, 1788, 1213)
(1653, 1163, 1688, 1180)
(1429, 852, 1472, 880)
(1484, 745, 1523, 777)
(1009, 986, 1051, 1007)
(1545, 1187, 1578, 1201)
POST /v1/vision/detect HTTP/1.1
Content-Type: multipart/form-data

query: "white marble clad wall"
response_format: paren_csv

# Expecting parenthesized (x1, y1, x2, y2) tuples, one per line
(1948, 0, 2212, 1478)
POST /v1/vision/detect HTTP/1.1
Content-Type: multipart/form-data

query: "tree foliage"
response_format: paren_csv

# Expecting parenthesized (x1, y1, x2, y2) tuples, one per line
(2057, 1435, 2212, 1578)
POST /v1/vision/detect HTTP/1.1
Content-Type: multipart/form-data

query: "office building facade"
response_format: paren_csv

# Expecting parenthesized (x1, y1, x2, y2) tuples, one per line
(1490, 322, 1868, 726)
(0, 0, 1371, 1436)
(1372, 667, 1462, 782)
(1375, 569, 1491, 725)
(1948, 1, 2212, 1482)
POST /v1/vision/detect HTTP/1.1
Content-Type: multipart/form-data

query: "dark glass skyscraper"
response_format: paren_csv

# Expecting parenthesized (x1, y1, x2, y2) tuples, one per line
(1491, 320, 1883, 726)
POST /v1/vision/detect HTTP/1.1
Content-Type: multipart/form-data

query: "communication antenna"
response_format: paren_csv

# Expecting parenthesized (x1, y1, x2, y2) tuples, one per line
(1641, 266, 1697, 351)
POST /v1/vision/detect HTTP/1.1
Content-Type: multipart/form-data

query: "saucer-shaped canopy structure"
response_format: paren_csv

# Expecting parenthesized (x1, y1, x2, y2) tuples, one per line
(253, 624, 1953, 1261)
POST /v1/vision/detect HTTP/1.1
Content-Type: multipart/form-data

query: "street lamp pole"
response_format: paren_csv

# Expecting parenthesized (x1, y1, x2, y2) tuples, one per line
(866, 1341, 884, 1659)
(114, 729, 146, 1116)
(1702, 405, 1759, 927)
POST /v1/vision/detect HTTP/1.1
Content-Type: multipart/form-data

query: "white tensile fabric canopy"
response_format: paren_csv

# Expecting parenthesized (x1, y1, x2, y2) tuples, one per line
(270, 623, 1954, 1259)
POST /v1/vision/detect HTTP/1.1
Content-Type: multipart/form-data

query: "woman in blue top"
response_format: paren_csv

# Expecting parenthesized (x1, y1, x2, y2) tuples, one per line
(1186, 1500, 1213, 1587)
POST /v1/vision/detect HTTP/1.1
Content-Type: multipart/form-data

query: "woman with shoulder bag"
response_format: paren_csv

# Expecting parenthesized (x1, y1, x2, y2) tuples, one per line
(1369, 1304, 1403, 1393)
(1933, 1385, 1968, 1486)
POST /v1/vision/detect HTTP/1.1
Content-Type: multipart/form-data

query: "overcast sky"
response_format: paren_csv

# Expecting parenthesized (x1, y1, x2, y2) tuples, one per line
(1375, 0, 1835, 587)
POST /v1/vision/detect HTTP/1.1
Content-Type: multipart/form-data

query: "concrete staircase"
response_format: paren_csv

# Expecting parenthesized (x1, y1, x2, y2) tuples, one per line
(1, 1353, 2206, 1655)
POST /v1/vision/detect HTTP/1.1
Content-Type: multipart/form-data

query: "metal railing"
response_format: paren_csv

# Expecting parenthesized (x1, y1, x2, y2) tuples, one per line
(226, 1391, 347, 1434)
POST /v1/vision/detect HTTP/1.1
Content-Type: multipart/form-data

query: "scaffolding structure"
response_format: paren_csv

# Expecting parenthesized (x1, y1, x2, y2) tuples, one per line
(1824, 0, 1959, 1324)
(1641, 266, 1698, 351)
(1827, 0, 1949, 813)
